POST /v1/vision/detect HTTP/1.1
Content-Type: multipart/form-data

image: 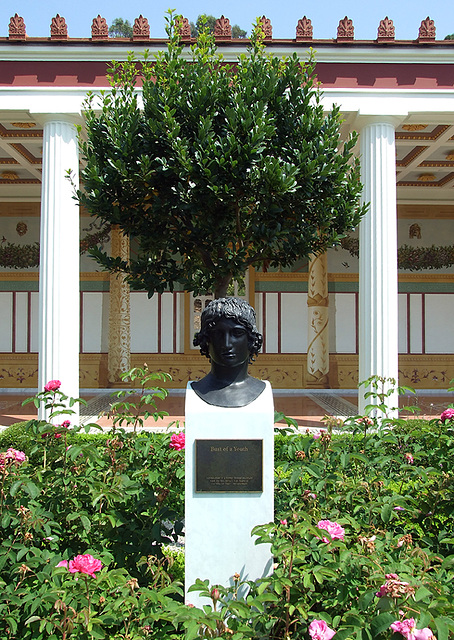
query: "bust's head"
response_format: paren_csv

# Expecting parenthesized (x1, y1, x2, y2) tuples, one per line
(193, 298, 263, 363)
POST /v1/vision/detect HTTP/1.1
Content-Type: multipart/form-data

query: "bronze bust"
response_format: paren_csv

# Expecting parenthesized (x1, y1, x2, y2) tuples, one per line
(192, 297, 266, 408)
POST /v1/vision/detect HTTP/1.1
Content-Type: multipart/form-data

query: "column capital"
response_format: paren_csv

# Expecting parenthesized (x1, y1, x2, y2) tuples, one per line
(355, 114, 405, 132)
(30, 112, 83, 128)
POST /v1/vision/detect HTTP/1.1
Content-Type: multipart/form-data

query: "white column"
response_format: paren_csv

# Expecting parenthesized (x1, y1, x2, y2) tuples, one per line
(358, 119, 399, 417)
(38, 118, 80, 418)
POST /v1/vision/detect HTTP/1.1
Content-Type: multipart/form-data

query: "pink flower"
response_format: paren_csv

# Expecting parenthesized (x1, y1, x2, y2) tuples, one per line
(404, 453, 414, 464)
(280, 519, 287, 525)
(169, 432, 185, 451)
(44, 379, 61, 392)
(394, 506, 405, 511)
(317, 520, 345, 543)
(61, 420, 71, 429)
(309, 620, 336, 640)
(56, 560, 68, 568)
(5, 448, 26, 464)
(390, 618, 435, 640)
(54, 433, 62, 439)
(440, 408, 454, 423)
(68, 554, 102, 578)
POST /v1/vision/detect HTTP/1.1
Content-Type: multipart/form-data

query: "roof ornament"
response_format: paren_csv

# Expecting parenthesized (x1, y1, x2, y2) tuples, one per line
(258, 16, 272, 40)
(214, 16, 232, 39)
(296, 16, 313, 41)
(50, 14, 68, 39)
(377, 17, 395, 41)
(176, 16, 191, 39)
(91, 15, 108, 40)
(8, 14, 26, 40)
(337, 16, 354, 41)
(133, 15, 150, 40)
(418, 16, 436, 41)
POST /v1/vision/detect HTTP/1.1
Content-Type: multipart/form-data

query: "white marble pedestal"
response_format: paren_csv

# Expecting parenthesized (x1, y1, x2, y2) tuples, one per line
(185, 381, 274, 607)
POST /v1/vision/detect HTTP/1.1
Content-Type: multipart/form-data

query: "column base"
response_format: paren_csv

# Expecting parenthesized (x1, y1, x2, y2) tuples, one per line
(306, 372, 330, 388)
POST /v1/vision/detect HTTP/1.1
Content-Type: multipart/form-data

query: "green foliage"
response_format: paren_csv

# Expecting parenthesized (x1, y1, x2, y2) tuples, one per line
(108, 17, 133, 38)
(2, 374, 454, 638)
(190, 14, 217, 37)
(79, 11, 366, 298)
(190, 14, 247, 38)
(106, 364, 172, 433)
(0, 376, 185, 638)
(0, 421, 33, 452)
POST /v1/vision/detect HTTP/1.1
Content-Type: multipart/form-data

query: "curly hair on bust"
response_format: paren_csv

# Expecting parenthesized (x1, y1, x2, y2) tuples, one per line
(193, 297, 263, 363)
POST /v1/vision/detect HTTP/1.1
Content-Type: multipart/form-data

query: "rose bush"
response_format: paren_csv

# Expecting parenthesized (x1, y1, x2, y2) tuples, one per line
(1, 373, 454, 639)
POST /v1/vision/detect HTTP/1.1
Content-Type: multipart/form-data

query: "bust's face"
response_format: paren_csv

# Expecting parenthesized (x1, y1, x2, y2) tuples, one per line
(208, 317, 250, 368)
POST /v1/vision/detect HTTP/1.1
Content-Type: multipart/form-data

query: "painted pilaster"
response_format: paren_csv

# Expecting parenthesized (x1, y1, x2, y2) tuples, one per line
(307, 252, 329, 387)
(108, 225, 131, 383)
(358, 118, 399, 416)
(38, 118, 80, 417)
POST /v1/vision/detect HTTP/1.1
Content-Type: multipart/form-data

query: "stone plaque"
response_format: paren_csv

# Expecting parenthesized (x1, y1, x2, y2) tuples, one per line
(195, 439, 263, 492)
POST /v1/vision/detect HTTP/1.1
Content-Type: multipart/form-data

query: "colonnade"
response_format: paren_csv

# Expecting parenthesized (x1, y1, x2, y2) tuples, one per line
(36, 114, 400, 414)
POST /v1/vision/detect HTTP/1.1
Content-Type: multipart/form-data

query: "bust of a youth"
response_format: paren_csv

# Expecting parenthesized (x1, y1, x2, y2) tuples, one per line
(192, 297, 266, 408)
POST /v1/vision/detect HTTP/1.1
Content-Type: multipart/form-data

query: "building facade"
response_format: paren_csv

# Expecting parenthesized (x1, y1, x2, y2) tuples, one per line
(1, 14, 454, 410)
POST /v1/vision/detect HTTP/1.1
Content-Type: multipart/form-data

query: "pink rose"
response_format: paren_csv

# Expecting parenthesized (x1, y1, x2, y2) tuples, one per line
(54, 433, 62, 439)
(169, 432, 185, 451)
(309, 620, 336, 640)
(280, 519, 287, 525)
(44, 379, 61, 392)
(440, 408, 454, 423)
(68, 554, 102, 578)
(5, 448, 26, 464)
(56, 560, 68, 568)
(317, 519, 345, 543)
(61, 420, 71, 429)
(390, 618, 434, 640)
(404, 453, 414, 464)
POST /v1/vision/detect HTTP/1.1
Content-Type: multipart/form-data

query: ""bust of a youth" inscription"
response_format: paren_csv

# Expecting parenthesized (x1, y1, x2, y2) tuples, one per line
(195, 439, 263, 492)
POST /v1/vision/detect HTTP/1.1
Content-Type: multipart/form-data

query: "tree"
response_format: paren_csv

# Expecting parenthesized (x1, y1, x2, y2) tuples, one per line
(232, 24, 247, 38)
(190, 14, 247, 38)
(190, 14, 216, 38)
(78, 13, 367, 298)
(109, 18, 133, 38)
(444, 34, 454, 40)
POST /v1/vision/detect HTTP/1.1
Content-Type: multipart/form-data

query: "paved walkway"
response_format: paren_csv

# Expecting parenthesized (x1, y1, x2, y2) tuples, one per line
(1, 388, 452, 431)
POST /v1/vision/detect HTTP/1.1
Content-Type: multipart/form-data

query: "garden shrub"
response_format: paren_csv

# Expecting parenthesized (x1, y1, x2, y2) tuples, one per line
(1, 374, 454, 638)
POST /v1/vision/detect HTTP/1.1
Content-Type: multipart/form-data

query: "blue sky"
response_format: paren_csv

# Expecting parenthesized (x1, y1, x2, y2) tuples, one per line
(1, 0, 453, 40)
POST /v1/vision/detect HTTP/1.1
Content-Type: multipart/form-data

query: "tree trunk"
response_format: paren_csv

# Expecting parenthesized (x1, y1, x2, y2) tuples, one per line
(214, 274, 233, 299)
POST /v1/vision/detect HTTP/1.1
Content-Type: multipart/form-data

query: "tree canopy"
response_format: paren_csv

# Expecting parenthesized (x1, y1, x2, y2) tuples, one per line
(109, 18, 133, 38)
(190, 14, 247, 38)
(79, 13, 367, 298)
